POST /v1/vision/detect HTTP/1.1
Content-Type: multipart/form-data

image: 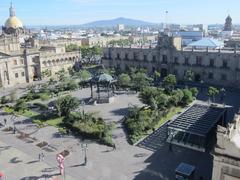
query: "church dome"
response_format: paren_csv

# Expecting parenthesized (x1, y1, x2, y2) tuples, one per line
(5, 16, 23, 29)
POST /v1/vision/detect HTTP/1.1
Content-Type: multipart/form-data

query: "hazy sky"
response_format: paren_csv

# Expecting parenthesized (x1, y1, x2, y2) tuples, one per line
(0, 0, 239, 25)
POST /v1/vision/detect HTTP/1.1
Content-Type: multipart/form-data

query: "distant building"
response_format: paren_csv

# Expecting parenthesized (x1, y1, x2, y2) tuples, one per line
(187, 38, 224, 50)
(177, 31, 204, 46)
(221, 15, 233, 39)
(117, 24, 125, 31)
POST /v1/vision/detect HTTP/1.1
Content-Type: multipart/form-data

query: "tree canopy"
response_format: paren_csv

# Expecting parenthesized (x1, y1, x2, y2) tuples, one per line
(56, 95, 80, 117)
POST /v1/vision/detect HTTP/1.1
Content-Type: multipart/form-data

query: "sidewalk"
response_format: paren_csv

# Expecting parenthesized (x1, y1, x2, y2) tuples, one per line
(0, 139, 75, 180)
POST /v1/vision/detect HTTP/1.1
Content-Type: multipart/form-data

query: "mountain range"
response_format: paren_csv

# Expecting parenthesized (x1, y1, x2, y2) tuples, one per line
(82, 17, 156, 27)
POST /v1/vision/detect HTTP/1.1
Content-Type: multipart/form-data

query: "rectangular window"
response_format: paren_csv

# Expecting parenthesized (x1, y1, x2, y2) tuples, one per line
(184, 57, 189, 65)
(162, 55, 168, 63)
(15, 73, 18, 78)
(125, 53, 129, 60)
(196, 56, 202, 66)
(208, 72, 214, 79)
(117, 53, 120, 60)
(144, 55, 147, 61)
(174, 57, 179, 64)
(152, 55, 156, 62)
(133, 52, 138, 60)
(20, 59, 24, 64)
(222, 60, 228, 68)
(21, 72, 25, 77)
(13, 60, 17, 65)
(210, 59, 214, 67)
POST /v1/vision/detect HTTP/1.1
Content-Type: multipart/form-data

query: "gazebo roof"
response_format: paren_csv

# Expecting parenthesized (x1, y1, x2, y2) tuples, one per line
(97, 73, 114, 82)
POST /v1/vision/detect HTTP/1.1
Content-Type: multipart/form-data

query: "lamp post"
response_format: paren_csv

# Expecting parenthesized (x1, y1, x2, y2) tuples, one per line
(81, 143, 88, 166)
(200, 80, 204, 92)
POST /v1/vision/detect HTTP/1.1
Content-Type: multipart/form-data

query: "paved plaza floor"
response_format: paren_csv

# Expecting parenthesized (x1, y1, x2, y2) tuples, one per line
(0, 89, 153, 180)
(0, 85, 240, 180)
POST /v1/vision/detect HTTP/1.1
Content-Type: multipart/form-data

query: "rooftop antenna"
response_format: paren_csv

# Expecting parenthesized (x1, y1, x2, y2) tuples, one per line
(165, 10, 169, 30)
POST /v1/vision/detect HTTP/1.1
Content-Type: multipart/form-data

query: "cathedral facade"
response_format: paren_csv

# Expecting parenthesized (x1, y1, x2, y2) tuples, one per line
(0, 4, 80, 88)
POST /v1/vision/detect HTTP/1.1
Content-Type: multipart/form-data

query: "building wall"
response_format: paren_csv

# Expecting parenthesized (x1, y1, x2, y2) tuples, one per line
(39, 51, 79, 76)
(0, 52, 40, 87)
(0, 48, 80, 88)
(212, 113, 240, 180)
(0, 36, 20, 53)
(102, 43, 240, 87)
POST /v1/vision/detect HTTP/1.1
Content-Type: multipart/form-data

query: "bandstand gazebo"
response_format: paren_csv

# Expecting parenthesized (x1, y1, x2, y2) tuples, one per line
(90, 73, 117, 103)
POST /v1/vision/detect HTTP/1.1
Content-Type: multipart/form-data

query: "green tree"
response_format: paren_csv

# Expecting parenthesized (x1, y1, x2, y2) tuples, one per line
(156, 93, 169, 109)
(139, 87, 161, 108)
(118, 73, 131, 88)
(14, 99, 28, 112)
(184, 70, 194, 81)
(41, 69, 51, 79)
(56, 95, 80, 117)
(182, 89, 193, 105)
(0, 96, 8, 104)
(66, 44, 79, 52)
(80, 46, 102, 59)
(208, 86, 219, 102)
(131, 72, 152, 91)
(56, 69, 67, 81)
(77, 70, 91, 81)
(170, 89, 184, 106)
(66, 80, 79, 91)
(163, 74, 177, 92)
(190, 87, 199, 98)
(153, 71, 161, 85)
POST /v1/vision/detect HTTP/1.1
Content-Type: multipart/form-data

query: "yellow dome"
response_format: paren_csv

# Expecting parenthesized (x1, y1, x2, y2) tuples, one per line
(5, 16, 23, 29)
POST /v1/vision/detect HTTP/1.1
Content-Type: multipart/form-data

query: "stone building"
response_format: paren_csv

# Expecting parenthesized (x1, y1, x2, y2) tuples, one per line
(102, 34, 240, 88)
(212, 111, 240, 179)
(0, 4, 80, 88)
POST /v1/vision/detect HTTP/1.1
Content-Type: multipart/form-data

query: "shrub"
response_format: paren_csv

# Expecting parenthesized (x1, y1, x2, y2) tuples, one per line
(32, 120, 44, 128)
(190, 87, 199, 97)
(56, 95, 79, 117)
(40, 93, 50, 101)
(33, 102, 48, 111)
(14, 99, 28, 112)
(0, 96, 9, 104)
(182, 89, 193, 105)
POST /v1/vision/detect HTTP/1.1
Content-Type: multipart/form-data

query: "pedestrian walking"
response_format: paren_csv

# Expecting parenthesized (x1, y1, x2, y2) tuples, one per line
(112, 143, 116, 151)
(0, 171, 4, 180)
(41, 153, 45, 161)
(38, 153, 41, 162)
(3, 119, 7, 126)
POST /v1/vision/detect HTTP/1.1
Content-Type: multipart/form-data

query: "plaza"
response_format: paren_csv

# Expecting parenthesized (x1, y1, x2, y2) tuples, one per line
(0, 82, 240, 179)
